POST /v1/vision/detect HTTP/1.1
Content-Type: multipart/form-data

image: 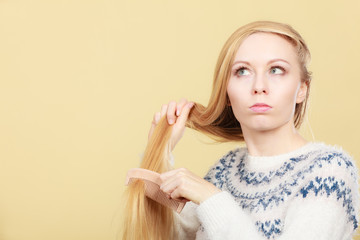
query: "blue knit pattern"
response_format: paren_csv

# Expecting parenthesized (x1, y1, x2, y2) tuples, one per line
(203, 144, 358, 239)
(255, 219, 282, 239)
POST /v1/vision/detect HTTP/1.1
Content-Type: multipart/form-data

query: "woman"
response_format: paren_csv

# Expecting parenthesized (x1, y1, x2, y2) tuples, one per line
(127, 21, 359, 239)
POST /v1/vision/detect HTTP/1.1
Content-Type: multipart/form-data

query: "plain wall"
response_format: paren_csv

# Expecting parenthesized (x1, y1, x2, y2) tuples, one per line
(1, 0, 360, 239)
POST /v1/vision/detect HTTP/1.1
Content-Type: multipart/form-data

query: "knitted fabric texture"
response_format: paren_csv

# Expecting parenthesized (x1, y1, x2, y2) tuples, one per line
(176, 142, 359, 240)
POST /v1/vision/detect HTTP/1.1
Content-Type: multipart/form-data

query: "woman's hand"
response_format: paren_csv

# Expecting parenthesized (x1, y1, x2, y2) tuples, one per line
(148, 98, 194, 151)
(159, 168, 222, 205)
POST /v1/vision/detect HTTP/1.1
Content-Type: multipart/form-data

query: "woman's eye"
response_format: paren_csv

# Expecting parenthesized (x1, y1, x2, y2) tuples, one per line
(236, 68, 250, 76)
(270, 66, 284, 75)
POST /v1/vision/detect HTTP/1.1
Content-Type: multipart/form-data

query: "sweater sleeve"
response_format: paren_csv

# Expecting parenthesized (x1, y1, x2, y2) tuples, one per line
(196, 191, 262, 239)
(175, 201, 201, 240)
(196, 150, 265, 239)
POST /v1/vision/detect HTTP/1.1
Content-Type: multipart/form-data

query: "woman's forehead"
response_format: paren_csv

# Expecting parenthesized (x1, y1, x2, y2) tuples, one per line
(234, 32, 298, 64)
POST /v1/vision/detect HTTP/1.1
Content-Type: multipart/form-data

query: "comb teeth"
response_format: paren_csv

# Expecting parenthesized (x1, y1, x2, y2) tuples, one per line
(126, 168, 186, 213)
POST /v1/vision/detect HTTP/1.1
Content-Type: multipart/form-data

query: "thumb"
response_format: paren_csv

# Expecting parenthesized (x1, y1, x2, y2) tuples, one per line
(169, 102, 194, 151)
(176, 102, 194, 127)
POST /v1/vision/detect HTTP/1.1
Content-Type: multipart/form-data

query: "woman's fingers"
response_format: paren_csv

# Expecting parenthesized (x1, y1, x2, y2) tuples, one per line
(175, 98, 188, 117)
(160, 167, 185, 180)
(159, 99, 190, 126)
(160, 168, 190, 200)
(159, 168, 221, 204)
(148, 99, 193, 149)
(148, 103, 171, 140)
(166, 99, 189, 125)
(175, 102, 194, 129)
(160, 104, 168, 118)
(167, 101, 177, 125)
(170, 188, 190, 202)
(170, 101, 194, 151)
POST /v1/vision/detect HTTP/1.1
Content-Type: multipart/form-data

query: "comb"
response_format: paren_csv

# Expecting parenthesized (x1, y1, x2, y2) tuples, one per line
(125, 168, 186, 213)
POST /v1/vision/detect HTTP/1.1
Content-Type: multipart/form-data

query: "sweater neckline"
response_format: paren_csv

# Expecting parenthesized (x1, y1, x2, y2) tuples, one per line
(242, 142, 317, 171)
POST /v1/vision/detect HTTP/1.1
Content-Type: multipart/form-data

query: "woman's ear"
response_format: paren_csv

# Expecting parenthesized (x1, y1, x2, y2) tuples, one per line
(296, 82, 308, 103)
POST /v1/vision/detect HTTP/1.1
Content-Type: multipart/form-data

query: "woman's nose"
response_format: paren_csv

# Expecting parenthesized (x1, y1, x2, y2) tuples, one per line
(252, 74, 269, 95)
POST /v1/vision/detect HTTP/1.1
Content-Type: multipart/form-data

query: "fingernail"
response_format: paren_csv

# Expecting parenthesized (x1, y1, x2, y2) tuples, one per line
(188, 102, 194, 108)
(176, 110, 180, 116)
(168, 119, 174, 125)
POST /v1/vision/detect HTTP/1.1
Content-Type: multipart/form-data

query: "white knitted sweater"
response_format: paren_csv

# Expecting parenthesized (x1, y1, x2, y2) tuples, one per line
(176, 142, 359, 239)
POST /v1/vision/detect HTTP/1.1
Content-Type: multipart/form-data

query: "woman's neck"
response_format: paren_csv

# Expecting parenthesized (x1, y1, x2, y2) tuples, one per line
(242, 123, 308, 157)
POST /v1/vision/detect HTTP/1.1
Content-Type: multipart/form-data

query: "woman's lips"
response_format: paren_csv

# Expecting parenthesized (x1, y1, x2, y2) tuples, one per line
(250, 103, 272, 113)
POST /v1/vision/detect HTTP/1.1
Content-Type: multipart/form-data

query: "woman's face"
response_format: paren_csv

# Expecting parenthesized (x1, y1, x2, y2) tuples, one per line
(227, 32, 307, 134)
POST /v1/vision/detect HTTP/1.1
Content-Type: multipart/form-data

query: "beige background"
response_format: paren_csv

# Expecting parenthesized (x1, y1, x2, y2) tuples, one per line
(1, 0, 360, 239)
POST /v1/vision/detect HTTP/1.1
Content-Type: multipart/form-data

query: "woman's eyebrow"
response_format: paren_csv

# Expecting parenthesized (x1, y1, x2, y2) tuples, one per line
(232, 60, 250, 67)
(232, 59, 291, 67)
(268, 58, 290, 65)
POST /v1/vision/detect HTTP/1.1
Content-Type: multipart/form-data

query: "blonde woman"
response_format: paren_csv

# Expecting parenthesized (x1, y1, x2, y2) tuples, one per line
(124, 21, 359, 240)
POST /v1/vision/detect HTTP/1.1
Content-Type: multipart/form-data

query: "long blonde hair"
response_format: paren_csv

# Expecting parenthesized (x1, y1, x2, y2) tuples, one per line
(122, 20, 312, 239)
